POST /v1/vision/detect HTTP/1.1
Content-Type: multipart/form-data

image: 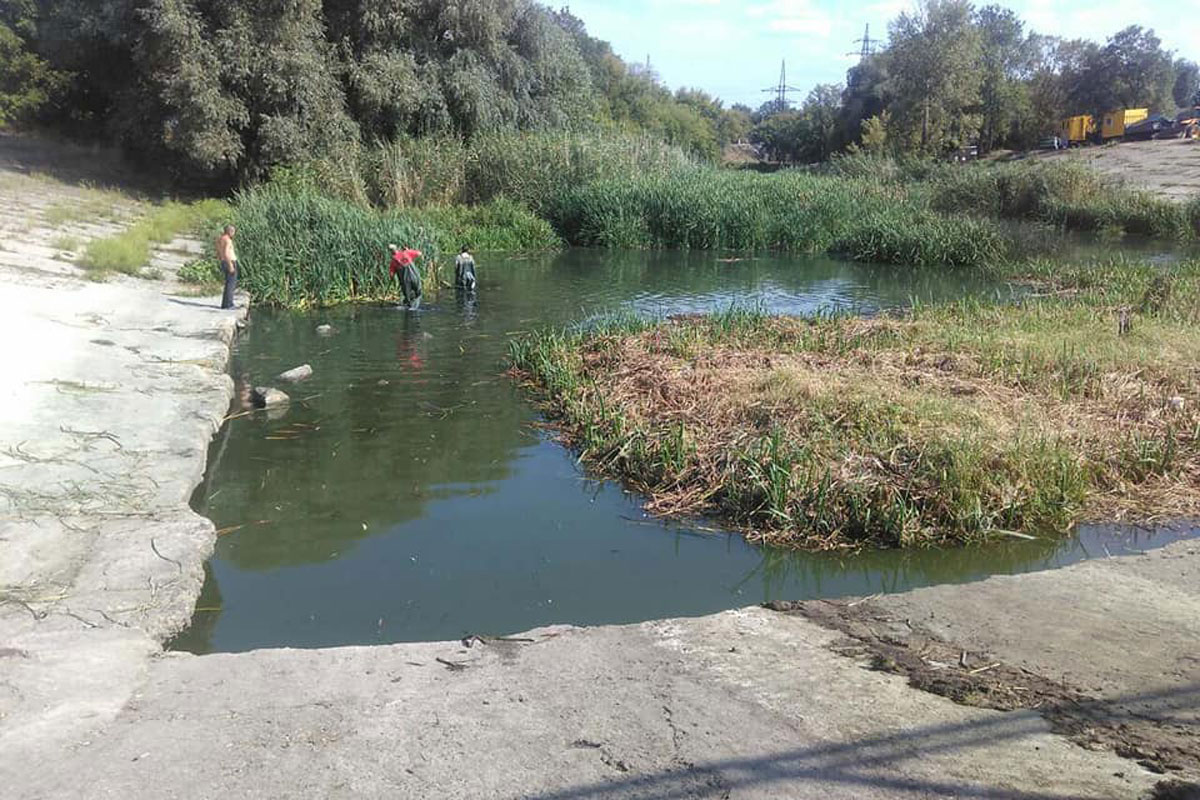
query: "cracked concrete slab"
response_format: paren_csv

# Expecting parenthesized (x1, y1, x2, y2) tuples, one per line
(4, 609, 1163, 800)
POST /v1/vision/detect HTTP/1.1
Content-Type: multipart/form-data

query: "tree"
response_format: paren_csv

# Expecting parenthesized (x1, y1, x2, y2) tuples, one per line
(1072, 26, 1174, 115)
(974, 5, 1034, 152)
(0, 5, 65, 128)
(887, 0, 983, 153)
(860, 112, 890, 153)
(1174, 60, 1200, 109)
(802, 84, 843, 162)
(839, 53, 890, 150)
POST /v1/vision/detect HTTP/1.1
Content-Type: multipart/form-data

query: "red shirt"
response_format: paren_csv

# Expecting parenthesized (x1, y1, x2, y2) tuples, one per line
(389, 249, 422, 276)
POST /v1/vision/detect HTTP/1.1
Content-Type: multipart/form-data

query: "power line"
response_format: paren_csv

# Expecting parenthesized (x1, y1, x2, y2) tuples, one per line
(847, 23, 880, 60)
(761, 60, 803, 109)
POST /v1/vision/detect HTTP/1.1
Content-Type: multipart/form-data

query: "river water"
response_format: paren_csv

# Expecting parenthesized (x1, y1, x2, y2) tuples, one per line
(173, 248, 1194, 653)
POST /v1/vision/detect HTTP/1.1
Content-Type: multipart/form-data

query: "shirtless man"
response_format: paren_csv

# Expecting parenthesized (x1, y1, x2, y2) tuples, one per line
(216, 225, 238, 310)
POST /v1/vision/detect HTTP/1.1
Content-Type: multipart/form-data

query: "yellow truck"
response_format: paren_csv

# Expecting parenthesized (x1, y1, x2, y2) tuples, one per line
(1101, 108, 1148, 140)
(1057, 109, 1150, 145)
(1058, 114, 1095, 145)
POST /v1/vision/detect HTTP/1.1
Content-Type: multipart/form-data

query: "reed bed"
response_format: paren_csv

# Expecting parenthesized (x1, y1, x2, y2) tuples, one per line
(286, 130, 693, 213)
(511, 259, 1200, 550)
(549, 168, 1014, 267)
(231, 184, 438, 308)
(407, 197, 561, 253)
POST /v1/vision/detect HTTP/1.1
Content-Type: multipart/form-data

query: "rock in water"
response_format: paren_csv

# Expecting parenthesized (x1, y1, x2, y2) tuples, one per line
(277, 364, 313, 383)
(251, 387, 290, 409)
(316, 324, 334, 336)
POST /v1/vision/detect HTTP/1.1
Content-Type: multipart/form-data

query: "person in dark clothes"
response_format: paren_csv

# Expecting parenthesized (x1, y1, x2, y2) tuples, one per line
(454, 246, 477, 291)
(215, 225, 238, 309)
(388, 244, 423, 310)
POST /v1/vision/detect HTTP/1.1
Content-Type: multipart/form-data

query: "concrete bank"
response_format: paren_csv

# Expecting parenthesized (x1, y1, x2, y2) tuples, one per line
(0, 150, 248, 772)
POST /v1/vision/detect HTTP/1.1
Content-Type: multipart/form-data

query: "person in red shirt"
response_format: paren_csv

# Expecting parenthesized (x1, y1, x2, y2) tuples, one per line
(388, 245, 423, 309)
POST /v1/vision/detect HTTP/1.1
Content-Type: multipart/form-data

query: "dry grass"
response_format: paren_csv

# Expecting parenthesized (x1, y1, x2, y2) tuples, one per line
(511, 260, 1200, 549)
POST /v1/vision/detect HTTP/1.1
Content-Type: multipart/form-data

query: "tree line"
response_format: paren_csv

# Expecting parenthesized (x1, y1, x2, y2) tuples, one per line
(750, 1, 1199, 163)
(1, 1, 1196, 184)
(0, 1, 747, 185)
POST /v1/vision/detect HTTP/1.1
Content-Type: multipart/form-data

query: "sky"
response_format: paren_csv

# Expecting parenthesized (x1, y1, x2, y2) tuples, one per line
(561, 1, 1199, 109)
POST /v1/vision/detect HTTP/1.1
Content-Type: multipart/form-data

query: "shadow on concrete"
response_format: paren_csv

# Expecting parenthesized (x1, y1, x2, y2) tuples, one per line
(166, 297, 223, 311)
(525, 684, 1200, 800)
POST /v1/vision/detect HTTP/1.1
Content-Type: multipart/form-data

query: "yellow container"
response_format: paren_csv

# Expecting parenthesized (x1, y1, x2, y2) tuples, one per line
(1058, 115, 1095, 144)
(1101, 108, 1148, 140)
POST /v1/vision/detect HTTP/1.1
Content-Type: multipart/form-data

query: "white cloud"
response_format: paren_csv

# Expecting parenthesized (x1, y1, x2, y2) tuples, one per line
(749, 0, 834, 38)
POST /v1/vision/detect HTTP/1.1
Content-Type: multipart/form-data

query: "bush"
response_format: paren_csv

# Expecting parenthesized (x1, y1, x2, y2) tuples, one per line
(179, 257, 222, 284)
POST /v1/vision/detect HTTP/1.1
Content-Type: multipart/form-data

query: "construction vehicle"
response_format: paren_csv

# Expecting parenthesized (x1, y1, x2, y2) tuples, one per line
(1100, 108, 1148, 140)
(1057, 108, 1154, 146)
(1176, 108, 1200, 139)
(1057, 115, 1095, 146)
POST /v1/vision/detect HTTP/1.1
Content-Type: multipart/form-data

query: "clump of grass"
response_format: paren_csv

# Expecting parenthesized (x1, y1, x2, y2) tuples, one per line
(408, 197, 561, 253)
(923, 159, 1193, 239)
(50, 234, 82, 252)
(231, 183, 438, 308)
(179, 257, 222, 285)
(78, 199, 229, 276)
(511, 259, 1200, 550)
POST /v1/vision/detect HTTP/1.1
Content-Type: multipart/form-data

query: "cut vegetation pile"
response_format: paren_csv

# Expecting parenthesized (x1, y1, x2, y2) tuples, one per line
(511, 259, 1200, 549)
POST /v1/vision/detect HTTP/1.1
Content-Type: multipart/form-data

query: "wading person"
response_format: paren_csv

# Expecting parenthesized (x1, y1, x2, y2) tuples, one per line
(216, 225, 238, 310)
(454, 246, 477, 291)
(388, 244, 423, 310)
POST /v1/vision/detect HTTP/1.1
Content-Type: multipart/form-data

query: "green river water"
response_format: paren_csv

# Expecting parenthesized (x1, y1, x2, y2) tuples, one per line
(174, 248, 1195, 653)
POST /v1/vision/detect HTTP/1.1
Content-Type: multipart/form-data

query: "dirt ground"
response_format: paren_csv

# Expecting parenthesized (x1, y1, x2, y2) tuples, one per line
(1030, 138, 1200, 200)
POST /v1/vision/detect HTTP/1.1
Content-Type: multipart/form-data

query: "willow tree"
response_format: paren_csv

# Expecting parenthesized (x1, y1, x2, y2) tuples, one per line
(132, 0, 357, 183)
(887, 0, 983, 153)
(328, 0, 595, 139)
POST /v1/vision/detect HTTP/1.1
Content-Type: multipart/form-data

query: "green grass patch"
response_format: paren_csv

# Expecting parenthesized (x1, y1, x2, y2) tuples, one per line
(50, 234, 82, 252)
(511, 259, 1200, 549)
(77, 198, 229, 276)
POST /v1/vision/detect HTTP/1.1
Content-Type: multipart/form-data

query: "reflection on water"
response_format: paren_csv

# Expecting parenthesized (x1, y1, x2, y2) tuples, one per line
(173, 248, 1195, 654)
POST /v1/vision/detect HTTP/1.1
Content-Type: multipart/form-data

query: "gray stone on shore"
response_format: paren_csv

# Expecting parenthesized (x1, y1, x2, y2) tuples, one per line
(251, 386, 289, 409)
(277, 364, 312, 382)
(316, 324, 334, 336)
